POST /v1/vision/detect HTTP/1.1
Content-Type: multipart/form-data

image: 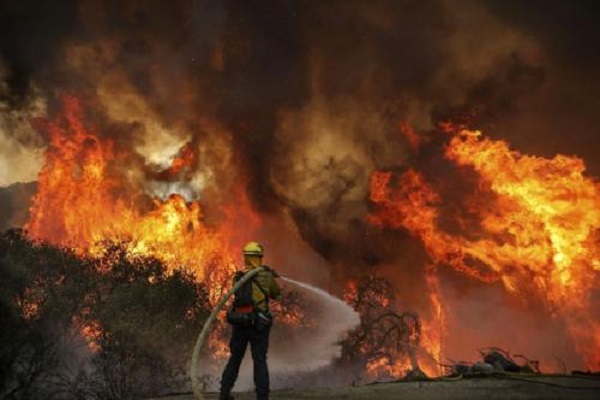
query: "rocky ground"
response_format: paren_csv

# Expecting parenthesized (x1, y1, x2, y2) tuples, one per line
(152, 375, 600, 400)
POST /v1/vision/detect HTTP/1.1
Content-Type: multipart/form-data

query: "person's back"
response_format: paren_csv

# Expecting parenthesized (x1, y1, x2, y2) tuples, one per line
(248, 265, 280, 311)
(220, 242, 281, 400)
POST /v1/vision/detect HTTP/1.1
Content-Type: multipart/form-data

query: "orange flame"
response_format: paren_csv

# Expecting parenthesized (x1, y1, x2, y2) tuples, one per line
(343, 277, 429, 378)
(421, 265, 445, 376)
(365, 355, 412, 379)
(26, 95, 260, 287)
(168, 141, 196, 176)
(369, 126, 600, 369)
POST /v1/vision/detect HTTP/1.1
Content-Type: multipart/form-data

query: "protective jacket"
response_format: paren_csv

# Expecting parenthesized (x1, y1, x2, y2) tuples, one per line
(244, 265, 281, 313)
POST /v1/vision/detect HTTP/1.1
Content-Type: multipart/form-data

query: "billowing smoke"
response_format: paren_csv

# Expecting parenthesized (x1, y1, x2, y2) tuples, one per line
(0, 62, 45, 187)
(1, 0, 599, 371)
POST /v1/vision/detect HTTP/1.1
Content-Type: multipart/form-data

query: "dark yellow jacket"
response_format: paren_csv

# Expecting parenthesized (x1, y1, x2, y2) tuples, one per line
(245, 265, 281, 312)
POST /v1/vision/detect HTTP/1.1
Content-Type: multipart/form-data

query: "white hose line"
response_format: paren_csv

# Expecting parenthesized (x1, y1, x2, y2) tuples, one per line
(190, 267, 266, 400)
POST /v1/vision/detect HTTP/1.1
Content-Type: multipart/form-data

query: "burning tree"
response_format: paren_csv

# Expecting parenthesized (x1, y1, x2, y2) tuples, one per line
(342, 275, 423, 380)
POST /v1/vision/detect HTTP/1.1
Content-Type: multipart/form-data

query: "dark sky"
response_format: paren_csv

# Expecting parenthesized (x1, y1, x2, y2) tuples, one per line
(486, 0, 600, 68)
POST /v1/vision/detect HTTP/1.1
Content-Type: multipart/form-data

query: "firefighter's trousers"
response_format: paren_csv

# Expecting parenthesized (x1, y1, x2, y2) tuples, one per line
(220, 322, 271, 400)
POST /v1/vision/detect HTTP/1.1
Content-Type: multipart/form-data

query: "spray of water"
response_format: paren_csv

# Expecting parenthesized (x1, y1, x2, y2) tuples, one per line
(281, 276, 360, 325)
(271, 277, 360, 370)
(230, 276, 360, 390)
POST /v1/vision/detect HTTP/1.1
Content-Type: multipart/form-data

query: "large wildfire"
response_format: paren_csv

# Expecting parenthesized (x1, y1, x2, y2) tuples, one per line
(368, 124, 600, 371)
(17, 95, 600, 377)
(1, 1, 600, 391)
(25, 95, 255, 290)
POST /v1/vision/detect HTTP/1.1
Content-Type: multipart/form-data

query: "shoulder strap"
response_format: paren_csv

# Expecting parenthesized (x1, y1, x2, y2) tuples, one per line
(250, 274, 270, 311)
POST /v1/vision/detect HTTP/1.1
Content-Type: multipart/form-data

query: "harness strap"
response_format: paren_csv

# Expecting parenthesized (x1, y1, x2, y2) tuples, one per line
(235, 268, 271, 312)
(251, 276, 270, 312)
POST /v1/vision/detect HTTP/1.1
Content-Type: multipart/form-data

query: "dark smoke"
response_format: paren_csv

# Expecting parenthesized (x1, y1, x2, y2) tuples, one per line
(0, 182, 36, 230)
(481, 0, 600, 176)
(485, 0, 600, 67)
(0, 0, 79, 105)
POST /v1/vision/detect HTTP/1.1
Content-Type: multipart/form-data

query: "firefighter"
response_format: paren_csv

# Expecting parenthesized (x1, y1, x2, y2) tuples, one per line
(220, 242, 281, 400)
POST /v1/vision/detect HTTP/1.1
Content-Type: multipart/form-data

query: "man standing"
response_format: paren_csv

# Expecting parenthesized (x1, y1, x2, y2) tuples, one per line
(220, 242, 281, 400)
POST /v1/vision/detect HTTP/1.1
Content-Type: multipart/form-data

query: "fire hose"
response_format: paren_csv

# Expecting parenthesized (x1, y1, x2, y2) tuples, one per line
(190, 266, 266, 400)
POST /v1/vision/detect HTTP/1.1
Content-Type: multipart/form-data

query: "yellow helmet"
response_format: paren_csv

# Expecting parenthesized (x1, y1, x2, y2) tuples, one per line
(243, 241, 264, 256)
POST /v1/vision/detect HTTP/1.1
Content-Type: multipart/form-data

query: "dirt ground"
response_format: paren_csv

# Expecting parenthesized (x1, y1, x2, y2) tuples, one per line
(152, 375, 600, 400)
